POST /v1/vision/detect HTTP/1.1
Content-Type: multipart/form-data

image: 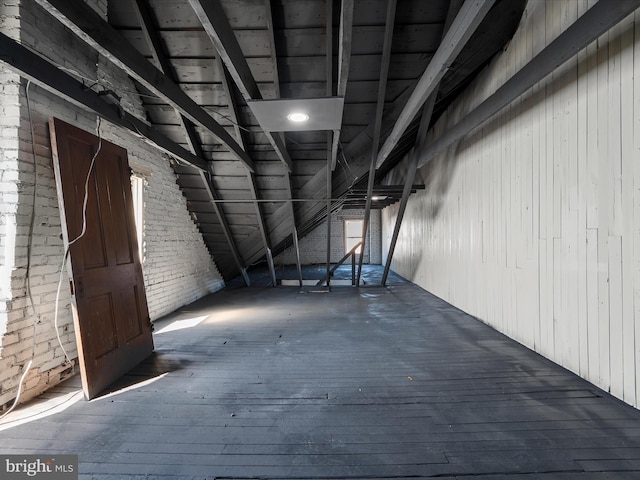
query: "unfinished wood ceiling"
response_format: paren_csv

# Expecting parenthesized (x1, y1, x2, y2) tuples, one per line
(37, 0, 527, 281)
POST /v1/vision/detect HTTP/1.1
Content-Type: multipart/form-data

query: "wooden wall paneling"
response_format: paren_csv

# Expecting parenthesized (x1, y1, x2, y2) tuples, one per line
(552, 235, 562, 363)
(497, 114, 506, 332)
(619, 16, 636, 405)
(550, 0, 562, 243)
(609, 236, 624, 399)
(586, 227, 599, 383)
(529, 9, 542, 351)
(532, 0, 546, 354)
(634, 8, 640, 408)
(384, 0, 639, 408)
(480, 132, 489, 322)
(484, 171, 494, 328)
(562, 0, 580, 374)
(555, 0, 570, 370)
(584, 24, 601, 383)
(516, 77, 528, 341)
(539, 1, 556, 358)
(607, 21, 624, 400)
(510, 35, 522, 340)
(576, 1, 589, 379)
(608, 25, 624, 240)
(596, 28, 611, 392)
(503, 110, 512, 338)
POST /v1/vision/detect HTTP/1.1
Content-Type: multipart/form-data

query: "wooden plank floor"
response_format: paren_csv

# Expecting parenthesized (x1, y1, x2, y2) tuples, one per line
(1, 267, 640, 479)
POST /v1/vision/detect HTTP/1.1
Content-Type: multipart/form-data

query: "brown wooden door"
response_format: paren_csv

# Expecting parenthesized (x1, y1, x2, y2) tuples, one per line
(50, 118, 154, 400)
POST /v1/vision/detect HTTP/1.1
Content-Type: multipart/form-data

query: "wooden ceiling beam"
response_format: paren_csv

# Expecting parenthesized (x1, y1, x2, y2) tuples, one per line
(380, 0, 462, 286)
(187, 0, 302, 278)
(262, 0, 302, 283)
(375, 0, 496, 167)
(356, 0, 397, 285)
(34, 0, 255, 172)
(216, 55, 278, 286)
(131, 0, 250, 286)
(418, 0, 640, 168)
(330, 0, 354, 172)
(0, 32, 208, 172)
(188, 0, 293, 173)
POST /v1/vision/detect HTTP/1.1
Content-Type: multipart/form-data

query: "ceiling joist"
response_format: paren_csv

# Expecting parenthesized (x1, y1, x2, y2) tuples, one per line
(376, 0, 497, 167)
(131, 0, 250, 285)
(356, 0, 397, 285)
(188, 0, 293, 173)
(187, 0, 304, 279)
(216, 54, 277, 285)
(0, 32, 209, 172)
(330, 0, 355, 171)
(418, 0, 640, 168)
(34, 0, 255, 172)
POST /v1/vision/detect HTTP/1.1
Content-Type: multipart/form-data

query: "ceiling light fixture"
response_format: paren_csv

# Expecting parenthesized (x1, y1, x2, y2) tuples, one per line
(247, 97, 343, 132)
(287, 112, 309, 123)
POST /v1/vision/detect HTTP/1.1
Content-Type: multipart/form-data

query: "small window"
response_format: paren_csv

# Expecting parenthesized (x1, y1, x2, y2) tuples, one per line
(130, 174, 144, 263)
(344, 219, 363, 254)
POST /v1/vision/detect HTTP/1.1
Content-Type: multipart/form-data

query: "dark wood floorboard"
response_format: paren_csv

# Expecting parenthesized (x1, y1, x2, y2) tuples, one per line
(1, 266, 640, 479)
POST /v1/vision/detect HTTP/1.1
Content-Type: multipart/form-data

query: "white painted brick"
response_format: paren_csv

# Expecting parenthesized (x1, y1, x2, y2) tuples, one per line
(0, 0, 225, 408)
(37, 356, 67, 374)
(1, 332, 19, 346)
(0, 365, 20, 384)
(0, 392, 18, 412)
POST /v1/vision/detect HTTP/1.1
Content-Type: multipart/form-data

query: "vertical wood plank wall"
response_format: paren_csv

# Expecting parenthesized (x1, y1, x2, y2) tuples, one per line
(382, 0, 640, 408)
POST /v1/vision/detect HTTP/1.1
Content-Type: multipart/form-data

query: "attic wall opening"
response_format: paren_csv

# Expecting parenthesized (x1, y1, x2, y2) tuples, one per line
(274, 208, 381, 267)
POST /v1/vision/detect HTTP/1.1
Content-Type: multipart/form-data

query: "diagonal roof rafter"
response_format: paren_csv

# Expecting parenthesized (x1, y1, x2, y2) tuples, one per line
(130, 0, 251, 286)
(417, 0, 640, 168)
(215, 54, 278, 286)
(0, 32, 208, 173)
(375, 0, 497, 168)
(188, 0, 303, 283)
(379, 0, 465, 286)
(330, 0, 354, 172)
(355, 0, 397, 286)
(34, 0, 255, 173)
(187, 0, 293, 173)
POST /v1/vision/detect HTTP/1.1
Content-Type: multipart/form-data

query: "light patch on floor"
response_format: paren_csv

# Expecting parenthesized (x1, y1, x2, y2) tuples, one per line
(90, 373, 168, 402)
(155, 315, 208, 334)
(0, 376, 82, 432)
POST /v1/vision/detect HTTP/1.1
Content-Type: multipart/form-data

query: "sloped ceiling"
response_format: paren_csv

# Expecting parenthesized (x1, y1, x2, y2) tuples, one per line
(37, 0, 529, 281)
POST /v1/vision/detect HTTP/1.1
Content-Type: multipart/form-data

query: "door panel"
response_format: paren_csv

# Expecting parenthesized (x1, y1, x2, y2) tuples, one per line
(50, 118, 154, 400)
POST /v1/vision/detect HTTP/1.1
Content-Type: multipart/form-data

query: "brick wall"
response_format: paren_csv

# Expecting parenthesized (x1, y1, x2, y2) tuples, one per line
(0, 0, 224, 411)
(274, 208, 382, 266)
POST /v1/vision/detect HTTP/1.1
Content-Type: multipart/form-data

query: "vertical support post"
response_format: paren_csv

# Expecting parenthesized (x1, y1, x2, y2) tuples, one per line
(381, 155, 418, 286)
(199, 169, 250, 287)
(292, 227, 303, 286)
(356, 0, 396, 286)
(351, 250, 356, 285)
(240, 268, 251, 287)
(325, 0, 333, 288)
(266, 247, 277, 286)
(326, 142, 332, 288)
(382, 92, 437, 286)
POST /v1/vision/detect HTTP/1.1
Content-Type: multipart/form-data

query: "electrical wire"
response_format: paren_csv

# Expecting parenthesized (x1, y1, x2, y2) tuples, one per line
(53, 116, 103, 369)
(0, 80, 39, 420)
(337, 141, 359, 190)
(1, 84, 100, 420)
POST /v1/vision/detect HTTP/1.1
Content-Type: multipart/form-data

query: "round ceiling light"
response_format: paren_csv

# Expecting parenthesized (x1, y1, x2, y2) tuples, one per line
(287, 112, 309, 123)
